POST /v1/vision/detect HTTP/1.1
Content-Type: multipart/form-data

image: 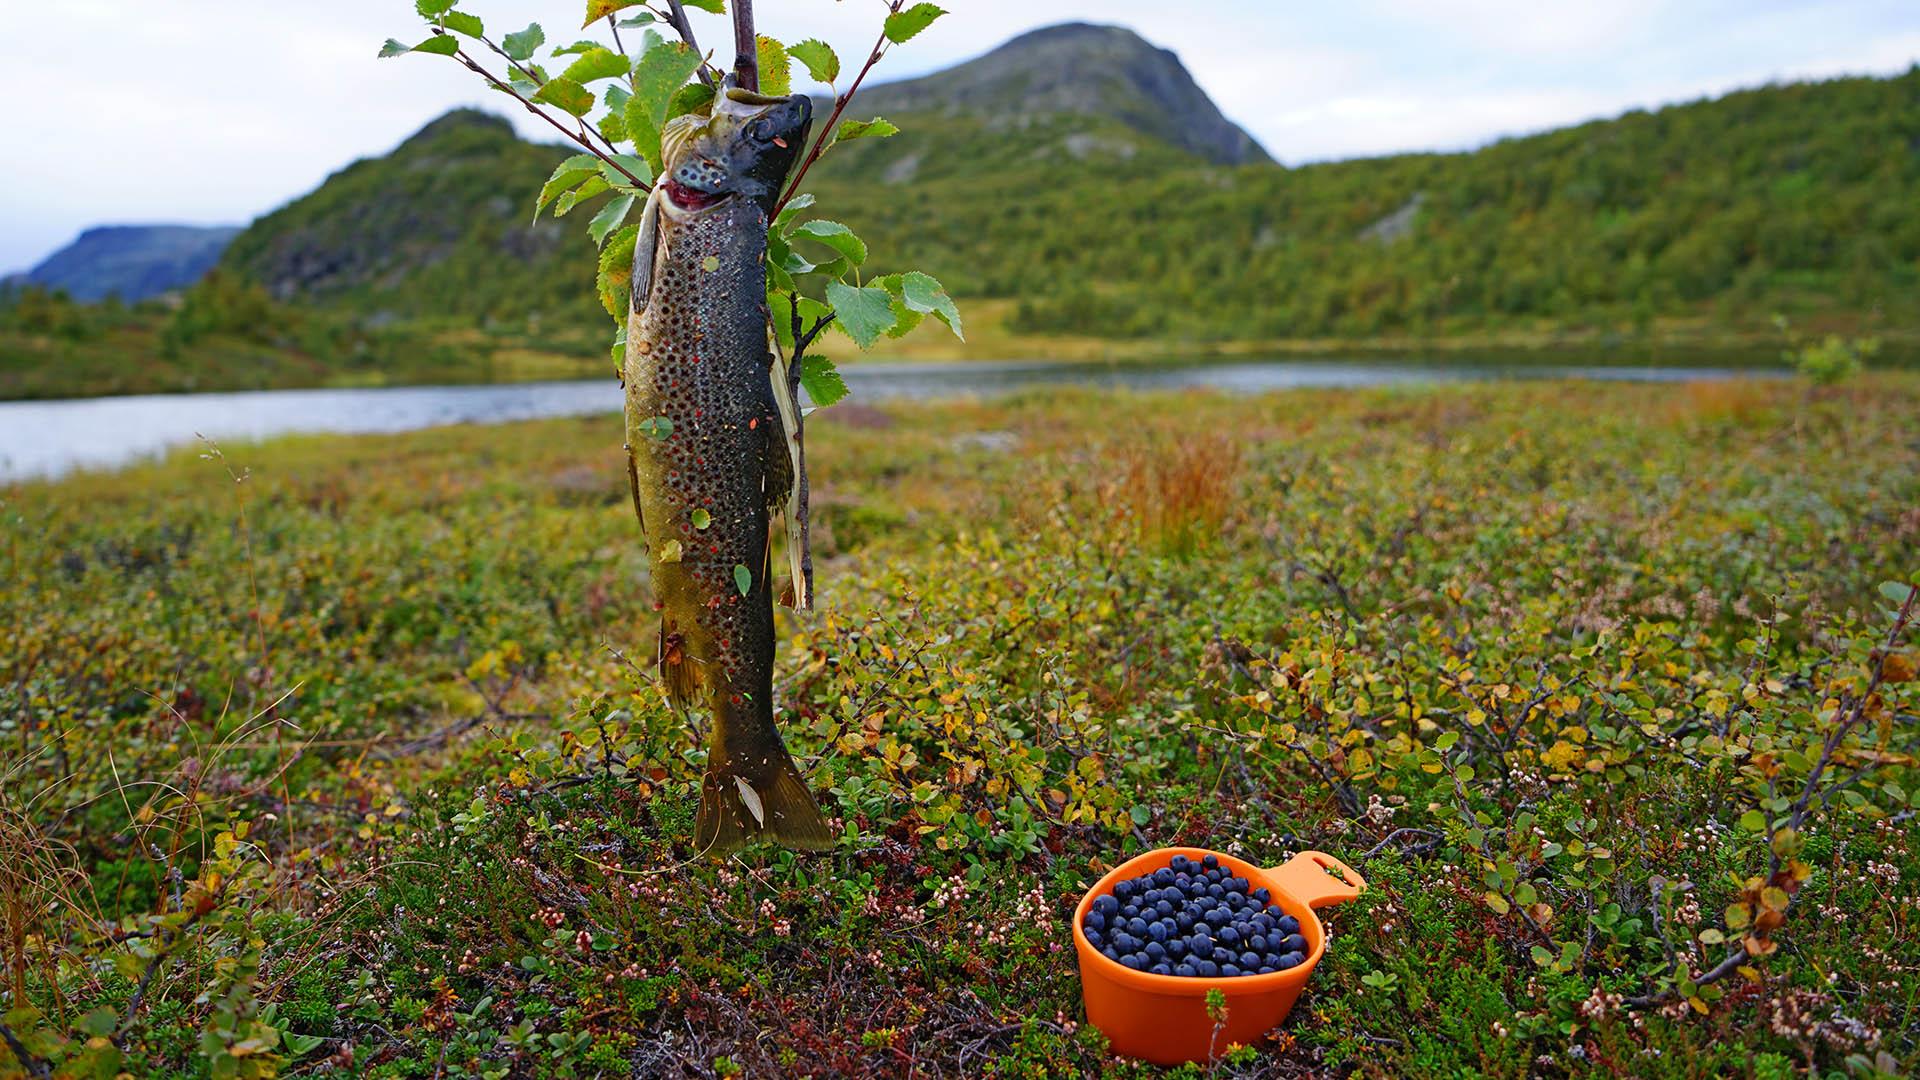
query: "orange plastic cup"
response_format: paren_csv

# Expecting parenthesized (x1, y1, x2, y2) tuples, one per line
(1071, 847, 1366, 1065)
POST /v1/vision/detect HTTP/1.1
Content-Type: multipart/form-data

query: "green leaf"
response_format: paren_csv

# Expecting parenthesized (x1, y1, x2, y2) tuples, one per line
(440, 10, 483, 37)
(582, 0, 645, 28)
(825, 282, 896, 349)
(774, 193, 816, 234)
(616, 12, 657, 27)
(637, 416, 673, 439)
(1880, 581, 1917, 605)
(79, 1007, 118, 1037)
(690, 508, 711, 530)
(755, 35, 791, 97)
(1529, 944, 1554, 967)
(682, 0, 724, 11)
(799, 355, 848, 407)
(793, 220, 867, 267)
(503, 22, 545, 61)
(561, 47, 630, 83)
(834, 117, 899, 143)
(554, 175, 610, 215)
(787, 38, 839, 84)
(667, 81, 716, 121)
(599, 153, 652, 189)
(628, 33, 702, 171)
(416, 0, 456, 15)
(1738, 809, 1766, 833)
(551, 39, 604, 56)
(589, 193, 636, 246)
(1434, 731, 1461, 751)
(901, 271, 962, 339)
(536, 154, 601, 219)
(883, 3, 946, 44)
(382, 34, 460, 57)
(733, 564, 753, 596)
(599, 224, 637, 318)
(533, 76, 596, 117)
(598, 85, 631, 144)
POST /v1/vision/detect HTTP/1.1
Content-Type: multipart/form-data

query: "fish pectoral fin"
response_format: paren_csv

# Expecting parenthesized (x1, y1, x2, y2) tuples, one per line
(658, 622, 702, 712)
(630, 186, 664, 312)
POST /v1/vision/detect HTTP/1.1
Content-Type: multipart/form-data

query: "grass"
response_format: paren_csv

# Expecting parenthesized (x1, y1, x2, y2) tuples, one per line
(1, 375, 1917, 1077)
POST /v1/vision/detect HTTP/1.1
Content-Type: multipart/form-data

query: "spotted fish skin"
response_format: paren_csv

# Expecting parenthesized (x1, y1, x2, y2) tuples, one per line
(623, 88, 827, 856)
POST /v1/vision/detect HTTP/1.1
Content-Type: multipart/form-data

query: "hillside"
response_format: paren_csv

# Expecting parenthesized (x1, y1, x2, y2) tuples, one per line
(17, 224, 240, 302)
(846, 22, 1270, 166)
(211, 35, 1920, 354)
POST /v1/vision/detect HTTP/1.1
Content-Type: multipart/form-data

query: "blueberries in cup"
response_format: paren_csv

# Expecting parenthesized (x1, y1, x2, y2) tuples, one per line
(1082, 855, 1310, 978)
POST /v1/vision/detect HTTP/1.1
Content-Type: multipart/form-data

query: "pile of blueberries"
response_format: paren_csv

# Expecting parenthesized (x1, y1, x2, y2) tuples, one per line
(1081, 854, 1308, 978)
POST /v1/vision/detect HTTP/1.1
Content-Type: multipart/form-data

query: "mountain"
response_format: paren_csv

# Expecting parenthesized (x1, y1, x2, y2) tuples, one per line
(207, 26, 1920, 349)
(20, 225, 240, 302)
(848, 23, 1270, 166)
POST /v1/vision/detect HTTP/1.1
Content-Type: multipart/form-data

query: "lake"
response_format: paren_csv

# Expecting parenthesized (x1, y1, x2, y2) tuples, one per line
(0, 358, 1775, 482)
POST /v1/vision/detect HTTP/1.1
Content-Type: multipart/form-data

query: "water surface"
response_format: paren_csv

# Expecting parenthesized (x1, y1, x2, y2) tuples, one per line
(0, 358, 1775, 482)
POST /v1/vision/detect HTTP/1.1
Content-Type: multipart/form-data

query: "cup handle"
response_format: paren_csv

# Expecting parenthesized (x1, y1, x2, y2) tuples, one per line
(1266, 850, 1367, 909)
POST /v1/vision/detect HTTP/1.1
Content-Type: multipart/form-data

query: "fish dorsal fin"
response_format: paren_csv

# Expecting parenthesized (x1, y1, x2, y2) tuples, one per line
(630, 185, 665, 311)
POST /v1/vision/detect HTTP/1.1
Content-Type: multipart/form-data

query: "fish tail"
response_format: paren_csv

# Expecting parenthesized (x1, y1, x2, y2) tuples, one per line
(694, 705, 833, 856)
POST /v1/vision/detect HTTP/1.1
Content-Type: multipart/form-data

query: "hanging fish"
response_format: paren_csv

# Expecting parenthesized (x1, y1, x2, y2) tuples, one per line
(621, 85, 830, 855)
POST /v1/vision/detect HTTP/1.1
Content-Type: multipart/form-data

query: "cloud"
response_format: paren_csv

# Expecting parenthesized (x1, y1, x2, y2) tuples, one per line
(2, 1, 1917, 271)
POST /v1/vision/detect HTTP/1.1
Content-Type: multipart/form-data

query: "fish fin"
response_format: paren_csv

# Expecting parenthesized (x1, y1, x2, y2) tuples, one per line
(657, 621, 700, 713)
(695, 736, 833, 857)
(625, 445, 647, 540)
(630, 186, 664, 311)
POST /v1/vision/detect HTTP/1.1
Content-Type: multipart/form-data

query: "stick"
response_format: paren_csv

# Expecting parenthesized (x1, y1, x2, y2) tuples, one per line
(731, 0, 758, 91)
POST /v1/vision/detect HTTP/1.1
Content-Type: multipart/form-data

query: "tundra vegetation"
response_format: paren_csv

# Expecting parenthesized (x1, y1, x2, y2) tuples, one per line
(2, 373, 1917, 1076)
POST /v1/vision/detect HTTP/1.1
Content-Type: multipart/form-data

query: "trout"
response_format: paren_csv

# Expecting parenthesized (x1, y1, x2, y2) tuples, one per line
(621, 86, 830, 855)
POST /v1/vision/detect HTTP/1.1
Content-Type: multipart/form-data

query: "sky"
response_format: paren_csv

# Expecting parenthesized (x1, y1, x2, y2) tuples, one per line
(3, 1, 1918, 274)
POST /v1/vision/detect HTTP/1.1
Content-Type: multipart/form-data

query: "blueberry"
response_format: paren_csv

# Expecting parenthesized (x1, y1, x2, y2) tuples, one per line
(1103, 945, 1119, 960)
(1276, 915, 1301, 935)
(1154, 900, 1173, 917)
(1121, 917, 1142, 935)
(1113, 932, 1137, 952)
(1152, 868, 1175, 886)
(1151, 963, 1172, 975)
(1219, 925, 1241, 946)
(1145, 941, 1167, 961)
(1202, 854, 1220, 870)
(1252, 887, 1271, 904)
(1188, 931, 1211, 953)
(1170, 855, 1189, 871)
(1196, 959, 1220, 977)
(1258, 965, 1277, 975)
(1206, 869, 1224, 884)
(1278, 951, 1304, 969)
(1175, 963, 1196, 977)
(1206, 908, 1229, 927)
(1114, 880, 1134, 900)
(1120, 954, 1145, 970)
(1246, 933, 1267, 952)
(1147, 922, 1169, 943)
(1085, 927, 1105, 946)
(1086, 910, 1106, 930)
(1175, 912, 1196, 931)
(1239, 951, 1260, 968)
(1252, 913, 1274, 933)
(1094, 894, 1118, 915)
(1206, 882, 1225, 899)
(1120, 903, 1139, 920)
(1221, 963, 1241, 977)
(1167, 938, 1187, 959)
(1282, 934, 1307, 953)
(1227, 876, 1247, 894)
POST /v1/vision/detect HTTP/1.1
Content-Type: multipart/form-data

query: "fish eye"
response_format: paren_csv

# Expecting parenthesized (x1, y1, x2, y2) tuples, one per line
(747, 117, 774, 142)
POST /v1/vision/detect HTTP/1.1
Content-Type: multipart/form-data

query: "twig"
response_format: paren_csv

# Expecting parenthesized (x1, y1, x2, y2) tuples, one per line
(664, 0, 720, 88)
(731, 0, 758, 90)
(0, 1017, 50, 1079)
(773, 0, 905, 216)
(451, 44, 650, 190)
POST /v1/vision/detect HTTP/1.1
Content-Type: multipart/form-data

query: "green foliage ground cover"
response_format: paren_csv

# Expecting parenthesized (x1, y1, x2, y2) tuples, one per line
(3, 376, 1918, 1076)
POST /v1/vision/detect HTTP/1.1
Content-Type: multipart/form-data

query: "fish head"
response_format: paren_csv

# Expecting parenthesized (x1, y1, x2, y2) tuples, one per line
(659, 87, 812, 218)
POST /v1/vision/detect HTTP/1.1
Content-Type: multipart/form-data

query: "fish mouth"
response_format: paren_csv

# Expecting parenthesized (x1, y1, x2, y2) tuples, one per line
(662, 179, 730, 212)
